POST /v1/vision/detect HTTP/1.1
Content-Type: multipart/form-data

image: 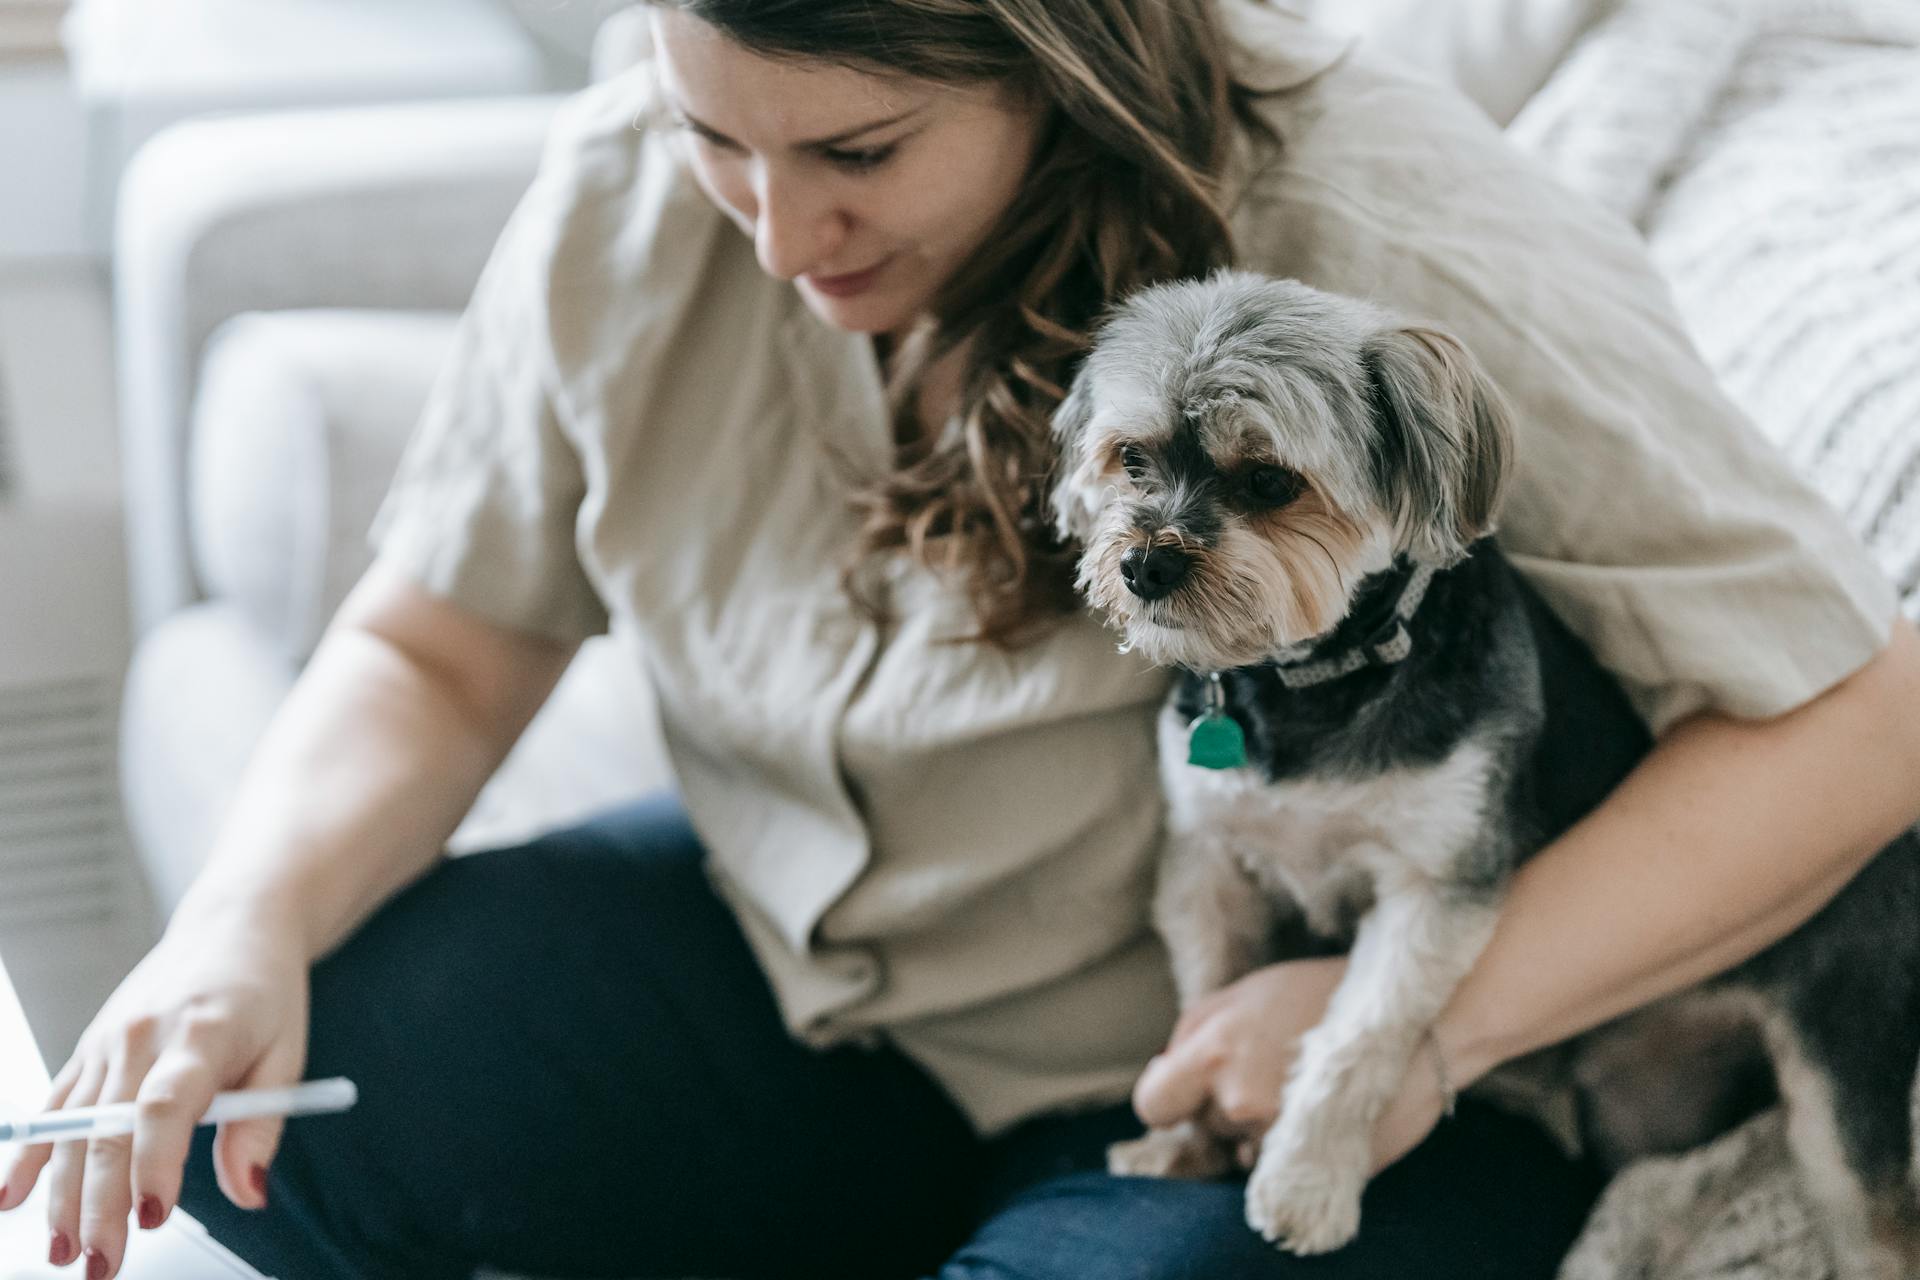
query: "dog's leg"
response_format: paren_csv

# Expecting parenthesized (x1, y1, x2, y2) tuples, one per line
(1751, 998, 1920, 1280)
(1111, 832, 1278, 1181)
(1244, 869, 1499, 1254)
(1153, 830, 1280, 1007)
(1570, 991, 1776, 1171)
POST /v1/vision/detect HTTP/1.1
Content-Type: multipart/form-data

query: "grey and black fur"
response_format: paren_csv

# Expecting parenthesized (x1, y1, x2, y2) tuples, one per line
(1048, 269, 1920, 1274)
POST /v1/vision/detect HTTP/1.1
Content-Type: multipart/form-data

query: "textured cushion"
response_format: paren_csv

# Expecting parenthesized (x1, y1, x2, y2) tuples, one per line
(189, 310, 461, 663)
(1294, 0, 1610, 124)
(1511, 0, 1920, 617)
(1559, 1111, 1827, 1280)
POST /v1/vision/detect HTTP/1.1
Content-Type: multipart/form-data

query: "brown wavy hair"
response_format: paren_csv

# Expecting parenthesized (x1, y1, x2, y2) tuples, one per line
(649, 0, 1281, 646)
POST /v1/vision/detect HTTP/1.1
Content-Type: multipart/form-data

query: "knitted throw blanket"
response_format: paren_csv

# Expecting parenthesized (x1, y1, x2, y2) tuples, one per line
(1511, 0, 1920, 620)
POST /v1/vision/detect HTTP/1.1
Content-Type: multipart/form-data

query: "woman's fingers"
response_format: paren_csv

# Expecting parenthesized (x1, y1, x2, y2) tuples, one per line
(43, 1054, 108, 1270)
(210, 1027, 305, 1213)
(0, 1053, 85, 1211)
(128, 1043, 228, 1233)
(76, 1020, 166, 1280)
(1132, 1034, 1223, 1130)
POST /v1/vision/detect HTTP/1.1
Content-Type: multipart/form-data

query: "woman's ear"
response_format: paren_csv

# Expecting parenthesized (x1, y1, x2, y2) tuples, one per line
(1362, 326, 1514, 566)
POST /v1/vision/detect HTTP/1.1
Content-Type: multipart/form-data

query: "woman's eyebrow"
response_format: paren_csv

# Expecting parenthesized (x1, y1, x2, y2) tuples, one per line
(673, 103, 924, 149)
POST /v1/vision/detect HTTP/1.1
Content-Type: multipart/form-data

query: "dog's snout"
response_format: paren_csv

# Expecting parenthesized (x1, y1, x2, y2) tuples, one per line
(1121, 545, 1192, 601)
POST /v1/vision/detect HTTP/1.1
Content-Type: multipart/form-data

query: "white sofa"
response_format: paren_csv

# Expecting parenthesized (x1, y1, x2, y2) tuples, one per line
(110, 1, 1920, 1275)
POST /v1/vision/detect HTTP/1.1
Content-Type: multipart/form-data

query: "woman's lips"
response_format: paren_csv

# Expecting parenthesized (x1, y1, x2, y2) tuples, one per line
(804, 255, 892, 298)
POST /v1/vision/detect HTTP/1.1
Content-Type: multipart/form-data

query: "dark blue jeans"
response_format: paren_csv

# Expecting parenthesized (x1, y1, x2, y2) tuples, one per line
(178, 793, 1603, 1279)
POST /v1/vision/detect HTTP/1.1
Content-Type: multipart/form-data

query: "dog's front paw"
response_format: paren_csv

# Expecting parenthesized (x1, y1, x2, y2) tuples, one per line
(1243, 1144, 1366, 1255)
(1108, 1122, 1237, 1180)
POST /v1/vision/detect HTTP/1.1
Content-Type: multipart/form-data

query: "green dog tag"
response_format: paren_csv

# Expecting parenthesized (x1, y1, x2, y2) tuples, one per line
(1187, 711, 1247, 770)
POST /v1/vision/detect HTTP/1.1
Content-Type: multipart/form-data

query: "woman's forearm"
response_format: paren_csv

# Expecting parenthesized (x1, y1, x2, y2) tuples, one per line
(1439, 615, 1920, 1084)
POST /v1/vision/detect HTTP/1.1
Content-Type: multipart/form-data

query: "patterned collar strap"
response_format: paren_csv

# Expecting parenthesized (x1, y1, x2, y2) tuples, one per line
(1272, 561, 1437, 691)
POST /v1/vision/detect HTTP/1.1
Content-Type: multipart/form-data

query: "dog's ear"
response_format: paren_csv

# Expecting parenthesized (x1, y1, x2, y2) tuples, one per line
(1362, 326, 1513, 566)
(1047, 359, 1105, 544)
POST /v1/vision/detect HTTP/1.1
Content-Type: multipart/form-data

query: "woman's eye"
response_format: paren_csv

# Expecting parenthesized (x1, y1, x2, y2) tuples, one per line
(1120, 446, 1150, 479)
(1247, 465, 1305, 507)
(824, 144, 896, 173)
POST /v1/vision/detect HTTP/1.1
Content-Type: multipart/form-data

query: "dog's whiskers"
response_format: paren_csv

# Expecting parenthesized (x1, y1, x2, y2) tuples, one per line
(1299, 529, 1345, 599)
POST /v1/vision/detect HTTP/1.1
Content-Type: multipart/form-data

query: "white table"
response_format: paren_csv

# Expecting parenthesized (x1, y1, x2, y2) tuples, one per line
(0, 950, 266, 1279)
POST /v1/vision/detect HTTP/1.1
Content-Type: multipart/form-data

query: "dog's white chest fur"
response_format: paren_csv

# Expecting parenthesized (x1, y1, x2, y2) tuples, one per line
(1157, 705, 1495, 939)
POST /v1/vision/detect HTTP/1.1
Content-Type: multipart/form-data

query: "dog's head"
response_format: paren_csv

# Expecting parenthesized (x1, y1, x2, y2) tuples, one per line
(1049, 270, 1513, 670)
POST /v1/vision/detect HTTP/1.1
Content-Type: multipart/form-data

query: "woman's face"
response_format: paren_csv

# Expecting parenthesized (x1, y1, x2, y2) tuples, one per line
(651, 9, 1047, 341)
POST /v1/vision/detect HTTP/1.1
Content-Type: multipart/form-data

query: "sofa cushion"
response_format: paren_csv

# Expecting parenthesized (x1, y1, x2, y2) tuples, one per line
(447, 629, 674, 859)
(120, 601, 299, 920)
(189, 309, 461, 664)
(123, 600, 673, 917)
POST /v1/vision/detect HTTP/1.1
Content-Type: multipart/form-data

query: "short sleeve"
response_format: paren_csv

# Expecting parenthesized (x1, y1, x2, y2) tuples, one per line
(367, 110, 612, 645)
(1237, 57, 1899, 735)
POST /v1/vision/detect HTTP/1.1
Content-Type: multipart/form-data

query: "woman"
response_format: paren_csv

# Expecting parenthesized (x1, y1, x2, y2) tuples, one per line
(6, 1, 1917, 1277)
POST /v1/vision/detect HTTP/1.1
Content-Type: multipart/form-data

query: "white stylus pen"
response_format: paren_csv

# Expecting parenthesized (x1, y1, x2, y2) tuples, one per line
(0, 1078, 358, 1145)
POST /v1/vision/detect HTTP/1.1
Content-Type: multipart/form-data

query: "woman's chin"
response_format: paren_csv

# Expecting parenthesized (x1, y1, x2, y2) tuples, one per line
(796, 284, 917, 337)
(802, 299, 886, 334)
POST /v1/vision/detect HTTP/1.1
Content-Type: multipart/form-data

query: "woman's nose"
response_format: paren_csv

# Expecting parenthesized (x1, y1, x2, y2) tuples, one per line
(752, 166, 847, 280)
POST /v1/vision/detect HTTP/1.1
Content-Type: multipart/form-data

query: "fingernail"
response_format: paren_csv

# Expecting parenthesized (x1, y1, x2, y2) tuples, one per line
(48, 1229, 73, 1266)
(85, 1245, 109, 1279)
(249, 1163, 269, 1205)
(138, 1194, 165, 1230)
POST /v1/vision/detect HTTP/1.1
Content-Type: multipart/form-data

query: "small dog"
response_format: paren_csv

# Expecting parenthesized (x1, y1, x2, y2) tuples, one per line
(1049, 269, 1920, 1275)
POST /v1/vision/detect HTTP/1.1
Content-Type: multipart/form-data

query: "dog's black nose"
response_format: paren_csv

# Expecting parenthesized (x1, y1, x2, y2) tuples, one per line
(1121, 545, 1192, 601)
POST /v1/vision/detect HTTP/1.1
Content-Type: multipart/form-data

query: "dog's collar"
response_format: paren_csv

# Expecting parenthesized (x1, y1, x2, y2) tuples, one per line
(1270, 559, 1436, 690)
(1185, 559, 1437, 770)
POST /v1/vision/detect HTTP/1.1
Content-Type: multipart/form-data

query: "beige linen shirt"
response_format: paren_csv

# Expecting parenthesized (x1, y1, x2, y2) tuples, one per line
(369, 2, 1898, 1134)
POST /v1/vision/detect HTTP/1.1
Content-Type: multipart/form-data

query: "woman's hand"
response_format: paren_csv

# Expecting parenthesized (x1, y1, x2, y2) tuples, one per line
(1133, 956, 1453, 1175)
(0, 904, 311, 1278)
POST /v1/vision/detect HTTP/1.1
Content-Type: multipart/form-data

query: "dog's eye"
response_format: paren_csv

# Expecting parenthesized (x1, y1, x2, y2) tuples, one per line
(1119, 445, 1151, 480)
(1247, 465, 1305, 508)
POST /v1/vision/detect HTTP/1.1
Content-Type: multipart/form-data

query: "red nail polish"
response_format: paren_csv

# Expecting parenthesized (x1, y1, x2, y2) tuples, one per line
(48, 1229, 73, 1266)
(138, 1194, 165, 1230)
(85, 1245, 109, 1279)
(250, 1163, 269, 1204)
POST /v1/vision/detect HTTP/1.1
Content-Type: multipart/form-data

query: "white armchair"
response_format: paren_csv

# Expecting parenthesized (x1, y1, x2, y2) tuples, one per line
(61, 0, 590, 255)
(113, 84, 669, 920)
